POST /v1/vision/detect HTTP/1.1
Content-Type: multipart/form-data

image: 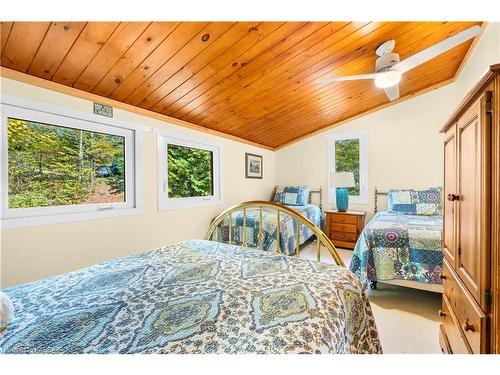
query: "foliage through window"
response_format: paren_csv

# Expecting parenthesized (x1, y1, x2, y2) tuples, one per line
(327, 130, 369, 205)
(167, 144, 213, 198)
(7, 118, 126, 209)
(334, 139, 360, 196)
(158, 132, 221, 210)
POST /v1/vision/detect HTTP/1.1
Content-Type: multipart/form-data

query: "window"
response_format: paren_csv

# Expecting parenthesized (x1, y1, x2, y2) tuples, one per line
(1, 96, 144, 228)
(327, 130, 369, 205)
(157, 131, 222, 210)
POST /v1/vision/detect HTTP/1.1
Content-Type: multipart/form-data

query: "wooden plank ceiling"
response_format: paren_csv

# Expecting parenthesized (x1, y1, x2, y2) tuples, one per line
(0, 21, 482, 149)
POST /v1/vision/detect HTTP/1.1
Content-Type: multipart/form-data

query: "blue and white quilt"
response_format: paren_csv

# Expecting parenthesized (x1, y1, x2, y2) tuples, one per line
(0, 240, 382, 354)
(215, 204, 321, 255)
(350, 211, 443, 287)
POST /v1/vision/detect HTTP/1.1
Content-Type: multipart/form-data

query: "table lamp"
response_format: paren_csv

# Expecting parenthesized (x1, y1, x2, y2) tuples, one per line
(331, 172, 355, 212)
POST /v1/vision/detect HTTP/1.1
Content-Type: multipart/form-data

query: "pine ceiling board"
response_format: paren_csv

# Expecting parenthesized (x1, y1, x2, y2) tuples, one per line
(92, 22, 179, 97)
(193, 22, 385, 128)
(161, 22, 309, 117)
(182, 22, 354, 124)
(1, 22, 51, 72)
(0, 22, 14, 55)
(73, 22, 151, 91)
(125, 22, 235, 107)
(142, 22, 261, 111)
(206, 22, 417, 131)
(109, 22, 207, 102)
(150, 22, 284, 114)
(52, 22, 120, 86)
(240, 22, 476, 131)
(171, 22, 331, 121)
(28, 22, 87, 80)
(0, 22, 482, 149)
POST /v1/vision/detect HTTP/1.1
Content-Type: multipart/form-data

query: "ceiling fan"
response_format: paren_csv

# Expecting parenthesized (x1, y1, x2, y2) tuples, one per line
(317, 25, 481, 101)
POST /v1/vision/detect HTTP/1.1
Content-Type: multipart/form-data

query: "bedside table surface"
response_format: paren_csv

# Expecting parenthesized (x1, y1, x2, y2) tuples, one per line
(324, 209, 366, 216)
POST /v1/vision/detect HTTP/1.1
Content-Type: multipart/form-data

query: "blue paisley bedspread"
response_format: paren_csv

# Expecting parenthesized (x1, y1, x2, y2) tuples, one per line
(350, 211, 443, 287)
(0, 240, 381, 354)
(215, 204, 321, 256)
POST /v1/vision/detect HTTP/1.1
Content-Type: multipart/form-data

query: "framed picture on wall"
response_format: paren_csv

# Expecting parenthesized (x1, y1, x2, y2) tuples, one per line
(245, 153, 263, 179)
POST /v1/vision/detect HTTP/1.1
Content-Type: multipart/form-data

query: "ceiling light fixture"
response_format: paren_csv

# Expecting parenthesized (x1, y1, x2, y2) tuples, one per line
(374, 70, 402, 89)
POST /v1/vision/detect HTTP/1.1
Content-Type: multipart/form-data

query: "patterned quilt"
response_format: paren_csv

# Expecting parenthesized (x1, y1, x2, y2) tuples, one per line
(350, 211, 443, 287)
(0, 240, 382, 354)
(215, 204, 321, 256)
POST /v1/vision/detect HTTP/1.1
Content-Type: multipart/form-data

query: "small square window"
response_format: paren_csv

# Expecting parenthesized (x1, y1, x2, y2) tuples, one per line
(157, 132, 222, 210)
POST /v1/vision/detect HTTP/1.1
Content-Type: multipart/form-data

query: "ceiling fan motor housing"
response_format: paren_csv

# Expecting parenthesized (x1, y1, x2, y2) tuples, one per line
(376, 52, 400, 72)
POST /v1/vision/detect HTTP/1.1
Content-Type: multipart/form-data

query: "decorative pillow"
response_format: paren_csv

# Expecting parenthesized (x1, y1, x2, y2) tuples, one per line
(388, 188, 442, 215)
(273, 185, 310, 206)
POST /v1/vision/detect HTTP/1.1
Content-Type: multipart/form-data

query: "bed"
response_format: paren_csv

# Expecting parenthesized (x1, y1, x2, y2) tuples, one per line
(215, 186, 323, 255)
(0, 238, 382, 354)
(349, 188, 444, 293)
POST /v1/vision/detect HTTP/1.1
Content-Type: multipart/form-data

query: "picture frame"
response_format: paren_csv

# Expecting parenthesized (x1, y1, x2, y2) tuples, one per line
(245, 153, 263, 179)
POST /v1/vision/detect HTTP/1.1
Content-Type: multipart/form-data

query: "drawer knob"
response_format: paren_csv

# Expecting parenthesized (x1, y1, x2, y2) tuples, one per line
(462, 320, 475, 332)
(341, 226, 345, 230)
(341, 217, 345, 222)
(440, 274, 447, 280)
(438, 309, 446, 317)
(447, 193, 459, 201)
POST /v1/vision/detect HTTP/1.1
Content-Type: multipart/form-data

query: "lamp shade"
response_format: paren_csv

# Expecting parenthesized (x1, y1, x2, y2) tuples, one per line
(332, 172, 355, 188)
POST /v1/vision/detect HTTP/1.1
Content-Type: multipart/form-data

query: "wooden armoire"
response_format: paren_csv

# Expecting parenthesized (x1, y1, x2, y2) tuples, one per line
(440, 63, 500, 354)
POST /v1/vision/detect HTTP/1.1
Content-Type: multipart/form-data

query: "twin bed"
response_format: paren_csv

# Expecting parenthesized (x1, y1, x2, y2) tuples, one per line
(350, 187, 444, 293)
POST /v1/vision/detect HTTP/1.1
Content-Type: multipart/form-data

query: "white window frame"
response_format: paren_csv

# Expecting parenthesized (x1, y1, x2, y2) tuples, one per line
(157, 129, 223, 211)
(327, 130, 369, 206)
(1, 95, 147, 228)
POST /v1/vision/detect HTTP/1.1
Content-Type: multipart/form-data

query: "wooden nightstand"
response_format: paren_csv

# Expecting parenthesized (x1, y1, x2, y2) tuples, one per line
(324, 210, 366, 250)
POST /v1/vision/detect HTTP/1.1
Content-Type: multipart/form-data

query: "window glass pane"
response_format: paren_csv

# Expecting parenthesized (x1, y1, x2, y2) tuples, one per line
(7, 118, 125, 209)
(167, 144, 214, 198)
(334, 138, 360, 195)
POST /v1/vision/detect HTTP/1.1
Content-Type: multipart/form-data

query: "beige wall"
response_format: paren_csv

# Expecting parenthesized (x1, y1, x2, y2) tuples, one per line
(275, 22, 500, 218)
(0, 78, 276, 287)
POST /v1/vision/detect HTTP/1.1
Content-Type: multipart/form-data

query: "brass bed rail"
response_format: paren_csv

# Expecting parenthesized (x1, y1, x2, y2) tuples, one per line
(204, 200, 345, 267)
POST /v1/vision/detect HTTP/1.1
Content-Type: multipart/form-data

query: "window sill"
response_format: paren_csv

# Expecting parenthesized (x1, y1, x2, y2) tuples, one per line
(1, 207, 144, 229)
(158, 199, 222, 212)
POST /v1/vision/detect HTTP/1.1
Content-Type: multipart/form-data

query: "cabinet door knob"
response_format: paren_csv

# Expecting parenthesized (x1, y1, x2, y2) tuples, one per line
(462, 320, 475, 332)
(439, 309, 446, 317)
(447, 193, 459, 201)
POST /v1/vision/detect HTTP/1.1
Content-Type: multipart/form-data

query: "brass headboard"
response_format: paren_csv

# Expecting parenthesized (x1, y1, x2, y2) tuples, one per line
(271, 185, 323, 211)
(374, 187, 388, 214)
(205, 200, 344, 267)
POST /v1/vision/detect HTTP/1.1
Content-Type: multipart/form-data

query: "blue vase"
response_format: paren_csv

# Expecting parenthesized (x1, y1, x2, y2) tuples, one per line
(336, 188, 349, 212)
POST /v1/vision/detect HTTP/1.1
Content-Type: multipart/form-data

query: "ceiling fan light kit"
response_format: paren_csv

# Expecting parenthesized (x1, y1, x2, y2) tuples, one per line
(317, 25, 481, 101)
(374, 70, 402, 88)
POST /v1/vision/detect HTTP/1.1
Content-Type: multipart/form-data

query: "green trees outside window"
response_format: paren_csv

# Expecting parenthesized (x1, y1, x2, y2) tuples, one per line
(7, 118, 125, 209)
(167, 144, 213, 198)
(334, 139, 360, 195)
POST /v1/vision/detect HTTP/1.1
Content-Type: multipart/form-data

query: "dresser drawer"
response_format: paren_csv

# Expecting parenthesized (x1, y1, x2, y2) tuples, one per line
(443, 259, 487, 353)
(330, 231, 358, 242)
(441, 294, 472, 354)
(331, 214, 358, 225)
(331, 223, 358, 234)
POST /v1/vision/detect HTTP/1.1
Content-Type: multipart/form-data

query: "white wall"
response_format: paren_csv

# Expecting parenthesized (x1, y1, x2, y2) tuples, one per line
(0, 78, 276, 287)
(276, 22, 500, 217)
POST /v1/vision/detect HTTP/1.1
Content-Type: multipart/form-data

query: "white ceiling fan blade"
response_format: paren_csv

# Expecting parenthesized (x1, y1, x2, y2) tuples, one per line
(317, 73, 378, 84)
(384, 85, 400, 101)
(392, 25, 481, 73)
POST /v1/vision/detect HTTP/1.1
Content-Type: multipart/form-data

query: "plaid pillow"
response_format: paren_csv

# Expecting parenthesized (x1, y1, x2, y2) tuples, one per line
(388, 188, 442, 216)
(273, 185, 310, 206)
